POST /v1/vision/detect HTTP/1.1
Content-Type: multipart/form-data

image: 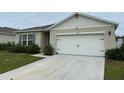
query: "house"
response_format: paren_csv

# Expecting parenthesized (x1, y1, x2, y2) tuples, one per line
(116, 37, 124, 48)
(15, 13, 118, 56)
(0, 27, 18, 43)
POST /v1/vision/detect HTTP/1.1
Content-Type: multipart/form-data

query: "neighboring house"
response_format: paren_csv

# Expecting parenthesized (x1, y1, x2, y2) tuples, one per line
(0, 27, 18, 43)
(116, 37, 124, 48)
(15, 13, 118, 56)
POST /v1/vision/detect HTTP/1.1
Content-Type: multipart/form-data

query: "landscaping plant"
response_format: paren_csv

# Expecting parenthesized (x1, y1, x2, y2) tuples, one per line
(7, 43, 40, 54)
(0, 42, 14, 50)
(27, 44, 40, 54)
(105, 44, 124, 60)
(43, 45, 54, 55)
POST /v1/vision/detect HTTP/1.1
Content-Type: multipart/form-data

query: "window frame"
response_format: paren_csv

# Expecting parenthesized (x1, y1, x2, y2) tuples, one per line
(21, 33, 35, 46)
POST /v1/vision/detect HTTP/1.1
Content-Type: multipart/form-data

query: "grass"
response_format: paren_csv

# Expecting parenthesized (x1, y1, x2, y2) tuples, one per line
(104, 59, 124, 80)
(1, 50, 123, 80)
(0, 50, 42, 74)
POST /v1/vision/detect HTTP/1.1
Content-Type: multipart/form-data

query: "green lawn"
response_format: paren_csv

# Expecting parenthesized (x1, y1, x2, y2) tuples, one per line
(0, 50, 42, 74)
(104, 59, 124, 80)
(1, 50, 124, 80)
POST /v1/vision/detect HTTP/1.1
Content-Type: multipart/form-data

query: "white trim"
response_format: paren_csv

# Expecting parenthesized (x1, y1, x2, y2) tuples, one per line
(51, 25, 113, 31)
(79, 31, 105, 34)
(14, 12, 118, 33)
(46, 12, 118, 30)
(21, 33, 35, 46)
(56, 32, 77, 35)
(78, 13, 119, 25)
(46, 13, 75, 30)
(56, 33, 105, 56)
(21, 33, 35, 35)
(25, 34, 29, 46)
(22, 34, 27, 46)
(56, 31, 105, 36)
(15, 30, 43, 33)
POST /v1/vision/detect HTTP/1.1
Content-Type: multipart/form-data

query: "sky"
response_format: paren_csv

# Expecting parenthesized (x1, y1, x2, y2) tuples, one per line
(0, 12, 123, 36)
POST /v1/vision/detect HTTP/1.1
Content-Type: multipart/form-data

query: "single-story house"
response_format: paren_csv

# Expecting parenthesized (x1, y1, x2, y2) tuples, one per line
(15, 13, 118, 56)
(0, 27, 17, 43)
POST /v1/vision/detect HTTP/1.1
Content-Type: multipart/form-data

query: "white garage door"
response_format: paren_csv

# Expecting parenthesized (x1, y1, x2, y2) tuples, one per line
(57, 34, 105, 56)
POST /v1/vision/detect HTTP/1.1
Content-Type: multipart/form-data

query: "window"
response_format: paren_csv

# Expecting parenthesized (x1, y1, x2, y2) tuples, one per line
(19, 34, 35, 46)
(28, 34, 33, 46)
(108, 31, 111, 36)
(22, 34, 27, 46)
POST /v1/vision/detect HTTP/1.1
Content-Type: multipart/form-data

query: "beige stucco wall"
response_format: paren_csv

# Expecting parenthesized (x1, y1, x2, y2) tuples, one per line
(51, 15, 112, 30)
(15, 32, 47, 51)
(0, 34, 15, 43)
(50, 26, 116, 53)
(40, 32, 49, 50)
(50, 15, 116, 53)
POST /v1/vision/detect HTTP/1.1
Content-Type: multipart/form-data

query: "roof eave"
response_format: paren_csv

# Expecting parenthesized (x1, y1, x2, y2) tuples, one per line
(14, 29, 45, 33)
(0, 32, 15, 36)
(78, 12, 119, 25)
(46, 12, 119, 30)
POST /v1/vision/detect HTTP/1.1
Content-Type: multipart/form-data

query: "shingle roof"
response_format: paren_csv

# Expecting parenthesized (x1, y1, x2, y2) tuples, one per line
(0, 27, 19, 35)
(23, 24, 54, 31)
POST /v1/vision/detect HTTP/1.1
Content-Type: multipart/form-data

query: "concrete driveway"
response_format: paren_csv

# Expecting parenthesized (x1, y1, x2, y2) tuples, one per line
(0, 55, 105, 80)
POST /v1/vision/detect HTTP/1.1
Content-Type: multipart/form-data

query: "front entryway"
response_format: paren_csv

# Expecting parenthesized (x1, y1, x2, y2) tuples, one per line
(57, 34, 105, 56)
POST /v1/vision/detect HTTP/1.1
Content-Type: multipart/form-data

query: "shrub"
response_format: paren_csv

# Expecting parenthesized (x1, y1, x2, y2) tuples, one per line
(0, 43, 6, 50)
(105, 44, 124, 60)
(43, 45, 54, 55)
(27, 44, 40, 54)
(120, 44, 124, 50)
(15, 44, 26, 53)
(8, 43, 40, 54)
(8, 43, 24, 53)
(106, 48, 121, 60)
(6, 42, 13, 48)
(7, 43, 16, 53)
(0, 42, 14, 50)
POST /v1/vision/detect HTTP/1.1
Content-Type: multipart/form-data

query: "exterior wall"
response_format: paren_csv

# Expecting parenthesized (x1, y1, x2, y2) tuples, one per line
(0, 34, 15, 43)
(15, 32, 41, 47)
(51, 15, 112, 30)
(15, 33, 19, 44)
(50, 26, 116, 53)
(15, 31, 48, 52)
(104, 27, 116, 50)
(40, 32, 49, 51)
(36, 32, 42, 47)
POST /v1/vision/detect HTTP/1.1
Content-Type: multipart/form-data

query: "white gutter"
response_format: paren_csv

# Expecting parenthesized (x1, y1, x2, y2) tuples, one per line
(14, 29, 45, 33)
(56, 31, 105, 36)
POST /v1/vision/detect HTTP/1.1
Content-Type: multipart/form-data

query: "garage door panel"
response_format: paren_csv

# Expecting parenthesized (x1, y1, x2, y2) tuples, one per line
(76, 35, 104, 56)
(57, 35, 77, 54)
(57, 34, 105, 56)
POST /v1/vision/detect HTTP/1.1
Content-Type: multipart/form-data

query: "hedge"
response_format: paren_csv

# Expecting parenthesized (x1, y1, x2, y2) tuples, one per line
(0, 42, 13, 50)
(8, 44, 40, 54)
(105, 44, 124, 60)
(0, 42, 40, 54)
